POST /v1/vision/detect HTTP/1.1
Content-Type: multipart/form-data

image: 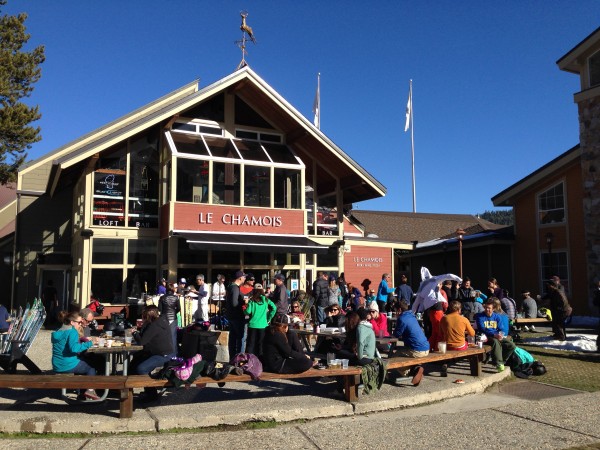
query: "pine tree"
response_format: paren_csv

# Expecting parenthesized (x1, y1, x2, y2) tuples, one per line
(0, 0, 45, 184)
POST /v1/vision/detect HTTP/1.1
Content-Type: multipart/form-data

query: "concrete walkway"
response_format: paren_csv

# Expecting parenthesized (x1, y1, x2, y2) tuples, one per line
(1, 330, 599, 449)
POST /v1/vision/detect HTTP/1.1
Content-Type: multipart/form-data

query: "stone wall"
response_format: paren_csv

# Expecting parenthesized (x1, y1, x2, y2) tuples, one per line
(579, 95, 600, 296)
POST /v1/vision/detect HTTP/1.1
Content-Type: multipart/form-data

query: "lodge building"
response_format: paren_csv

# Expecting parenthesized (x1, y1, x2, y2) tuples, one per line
(10, 67, 412, 309)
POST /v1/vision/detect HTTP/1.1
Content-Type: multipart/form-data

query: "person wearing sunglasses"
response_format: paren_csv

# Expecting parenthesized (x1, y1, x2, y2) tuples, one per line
(51, 311, 99, 400)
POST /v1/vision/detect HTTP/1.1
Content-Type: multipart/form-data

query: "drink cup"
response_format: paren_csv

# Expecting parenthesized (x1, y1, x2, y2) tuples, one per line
(341, 359, 349, 369)
(98, 338, 106, 347)
(105, 330, 113, 338)
(327, 353, 335, 365)
(125, 336, 133, 346)
(299, 322, 304, 330)
(477, 341, 483, 349)
(438, 341, 447, 354)
(387, 312, 392, 319)
(106, 339, 113, 348)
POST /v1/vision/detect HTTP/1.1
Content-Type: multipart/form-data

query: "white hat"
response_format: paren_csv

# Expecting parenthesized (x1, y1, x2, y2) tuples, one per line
(369, 302, 379, 312)
(180, 278, 187, 284)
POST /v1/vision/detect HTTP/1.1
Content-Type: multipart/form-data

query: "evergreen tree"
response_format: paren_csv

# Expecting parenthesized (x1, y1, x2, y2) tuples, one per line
(0, 0, 45, 184)
(479, 209, 514, 226)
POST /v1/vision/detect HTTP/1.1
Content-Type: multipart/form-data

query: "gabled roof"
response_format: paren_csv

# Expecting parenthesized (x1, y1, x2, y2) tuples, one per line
(349, 210, 503, 244)
(23, 66, 385, 204)
(491, 144, 580, 207)
(557, 26, 600, 74)
(0, 184, 16, 241)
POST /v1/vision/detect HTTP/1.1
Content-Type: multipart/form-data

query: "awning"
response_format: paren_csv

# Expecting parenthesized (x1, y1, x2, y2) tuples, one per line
(174, 232, 332, 254)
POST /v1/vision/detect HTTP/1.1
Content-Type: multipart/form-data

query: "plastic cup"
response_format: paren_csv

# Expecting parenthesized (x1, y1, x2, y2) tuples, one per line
(341, 359, 349, 369)
(98, 338, 106, 347)
(437, 342, 447, 354)
(477, 341, 483, 349)
(106, 339, 113, 348)
(125, 336, 133, 346)
(105, 330, 113, 338)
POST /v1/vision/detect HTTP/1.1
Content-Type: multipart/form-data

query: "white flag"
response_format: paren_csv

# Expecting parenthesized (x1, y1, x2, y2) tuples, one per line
(404, 84, 412, 132)
(312, 74, 320, 129)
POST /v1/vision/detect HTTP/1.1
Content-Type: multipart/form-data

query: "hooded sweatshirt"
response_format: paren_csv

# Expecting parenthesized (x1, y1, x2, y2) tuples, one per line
(51, 325, 93, 373)
(357, 321, 376, 360)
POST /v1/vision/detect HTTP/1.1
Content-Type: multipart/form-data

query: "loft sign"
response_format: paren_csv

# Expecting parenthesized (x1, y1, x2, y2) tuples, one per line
(199, 212, 283, 227)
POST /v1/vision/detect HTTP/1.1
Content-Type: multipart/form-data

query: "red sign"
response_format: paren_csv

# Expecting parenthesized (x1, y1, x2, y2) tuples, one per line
(172, 203, 305, 235)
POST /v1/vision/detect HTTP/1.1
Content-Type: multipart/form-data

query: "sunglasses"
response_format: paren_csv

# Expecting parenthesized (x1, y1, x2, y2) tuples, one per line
(72, 320, 83, 324)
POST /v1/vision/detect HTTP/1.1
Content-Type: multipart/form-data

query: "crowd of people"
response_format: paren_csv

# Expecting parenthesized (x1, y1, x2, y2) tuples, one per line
(48, 268, 586, 402)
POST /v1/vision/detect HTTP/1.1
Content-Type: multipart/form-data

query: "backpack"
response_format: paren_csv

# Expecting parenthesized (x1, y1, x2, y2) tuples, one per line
(230, 352, 263, 380)
(506, 346, 537, 378)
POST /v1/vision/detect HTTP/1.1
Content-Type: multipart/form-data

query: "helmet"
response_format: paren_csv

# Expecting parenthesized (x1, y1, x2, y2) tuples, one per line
(532, 361, 547, 376)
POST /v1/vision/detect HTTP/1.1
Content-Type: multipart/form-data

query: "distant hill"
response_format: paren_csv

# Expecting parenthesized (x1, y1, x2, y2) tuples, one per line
(479, 209, 514, 226)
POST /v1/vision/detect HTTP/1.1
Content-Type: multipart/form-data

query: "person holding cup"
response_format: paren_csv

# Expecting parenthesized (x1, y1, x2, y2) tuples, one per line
(474, 299, 516, 372)
(368, 302, 389, 338)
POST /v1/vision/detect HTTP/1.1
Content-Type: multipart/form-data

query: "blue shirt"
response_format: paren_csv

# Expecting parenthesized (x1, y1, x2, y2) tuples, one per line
(394, 311, 429, 351)
(0, 305, 9, 330)
(395, 284, 414, 305)
(376, 279, 394, 302)
(474, 311, 509, 338)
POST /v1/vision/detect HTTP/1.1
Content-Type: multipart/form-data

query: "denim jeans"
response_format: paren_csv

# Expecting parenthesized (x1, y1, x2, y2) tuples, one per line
(62, 359, 96, 376)
(134, 353, 176, 375)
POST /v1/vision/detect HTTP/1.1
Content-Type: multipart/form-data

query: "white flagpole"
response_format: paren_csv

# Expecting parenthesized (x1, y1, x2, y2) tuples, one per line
(407, 80, 416, 213)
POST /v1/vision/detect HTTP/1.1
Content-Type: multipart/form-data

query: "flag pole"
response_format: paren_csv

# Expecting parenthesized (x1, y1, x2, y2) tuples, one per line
(409, 79, 416, 213)
(313, 73, 321, 129)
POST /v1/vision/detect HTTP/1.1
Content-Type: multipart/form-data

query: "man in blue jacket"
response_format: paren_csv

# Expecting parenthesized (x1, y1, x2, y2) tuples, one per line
(475, 299, 516, 372)
(391, 300, 429, 386)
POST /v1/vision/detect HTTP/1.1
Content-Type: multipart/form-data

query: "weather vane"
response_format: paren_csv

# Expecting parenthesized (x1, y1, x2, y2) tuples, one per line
(235, 11, 256, 69)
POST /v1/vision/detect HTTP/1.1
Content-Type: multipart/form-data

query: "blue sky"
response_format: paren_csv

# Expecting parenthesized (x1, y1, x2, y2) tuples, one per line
(5, 1, 599, 214)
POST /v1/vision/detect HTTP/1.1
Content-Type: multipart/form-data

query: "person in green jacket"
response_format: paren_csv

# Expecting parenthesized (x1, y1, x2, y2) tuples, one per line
(245, 283, 277, 356)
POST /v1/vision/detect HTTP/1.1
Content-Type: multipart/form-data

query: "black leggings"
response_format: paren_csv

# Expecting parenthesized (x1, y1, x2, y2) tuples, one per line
(279, 356, 313, 374)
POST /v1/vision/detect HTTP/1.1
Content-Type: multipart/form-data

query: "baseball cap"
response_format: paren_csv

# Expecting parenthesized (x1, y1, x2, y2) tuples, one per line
(272, 313, 289, 325)
(233, 270, 247, 279)
(179, 278, 187, 284)
(254, 283, 263, 290)
(369, 302, 379, 312)
(245, 273, 255, 281)
(274, 273, 285, 281)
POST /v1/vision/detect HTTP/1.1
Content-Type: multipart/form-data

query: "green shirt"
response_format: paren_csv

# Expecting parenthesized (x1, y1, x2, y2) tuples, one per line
(246, 295, 277, 329)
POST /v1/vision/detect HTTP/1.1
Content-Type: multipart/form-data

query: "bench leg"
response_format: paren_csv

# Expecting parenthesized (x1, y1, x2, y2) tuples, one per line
(470, 355, 482, 377)
(120, 388, 133, 419)
(344, 374, 359, 402)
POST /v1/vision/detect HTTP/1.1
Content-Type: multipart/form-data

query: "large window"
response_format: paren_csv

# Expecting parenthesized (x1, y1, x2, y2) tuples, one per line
(93, 128, 159, 228)
(167, 121, 304, 209)
(538, 182, 565, 225)
(541, 251, 569, 293)
(590, 49, 600, 88)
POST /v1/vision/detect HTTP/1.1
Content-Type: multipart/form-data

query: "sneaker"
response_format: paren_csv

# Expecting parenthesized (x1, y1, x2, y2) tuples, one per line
(411, 366, 424, 386)
(530, 326, 536, 332)
(497, 364, 505, 373)
(522, 326, 529, 332)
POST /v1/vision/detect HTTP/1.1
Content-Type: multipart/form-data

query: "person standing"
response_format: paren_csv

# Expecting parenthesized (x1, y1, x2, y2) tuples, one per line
(546, 279, 571, 341)
(270, 273, 289, 315)
(312, 272, 329, 325)
(239, 273, 256, 353)
(192, 274, 210, 322)
(158, 282, 180, 354)
(376, 273, 394, 313)
(395, 274, 414, 307)
(156, 278, 167, 296)
(226, 270, 247, 357)
(211, 274, 226, 317)
(245, 283, 276, 357)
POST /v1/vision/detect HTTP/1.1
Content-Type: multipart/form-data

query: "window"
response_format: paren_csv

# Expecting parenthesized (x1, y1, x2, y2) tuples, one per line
(538, 182, 565, 224)
(128, 131, 159, 228)
(274, 168, 301, 209)
(244, 165, 270, 207)
(540, 251, 569, 293)
(92, 239, 124, 264)
(589, 49, 600, 88)
(213, 162, 240, 205)
(128, 239, 157, 265)
(176, 159, 209, 203)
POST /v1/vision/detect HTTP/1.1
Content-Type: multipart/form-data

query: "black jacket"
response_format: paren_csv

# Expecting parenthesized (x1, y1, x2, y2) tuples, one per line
(225, 283, 244, 320)
(261, 329, 305, 372)
(313, 278, 329, 307)
(135, 315, 173, 356)
(158, 293, 180, 323)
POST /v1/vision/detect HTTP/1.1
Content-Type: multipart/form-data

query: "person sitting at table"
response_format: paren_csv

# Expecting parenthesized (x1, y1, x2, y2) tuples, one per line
(261, 313, 314, 374)
(439, 300, 476, 377)
(130, 305, 176, 402)
(51, 311, 99, 401)
(391, 300, 429, 386)
(356, 308, 377, 365)
(440, 301, 475, 351)
(78, 308, 104, 373)
(245, 283, 277, 357)
(474, 299, 515, 372)
(368, 302, 389, 337)
(0, 303, 11, 333)
(314, 303, 345, 354)
(289, 301, 306, 322)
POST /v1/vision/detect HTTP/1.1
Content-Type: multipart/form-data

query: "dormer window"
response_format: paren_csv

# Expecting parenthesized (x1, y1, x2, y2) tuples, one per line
(590, 49, 600, 88)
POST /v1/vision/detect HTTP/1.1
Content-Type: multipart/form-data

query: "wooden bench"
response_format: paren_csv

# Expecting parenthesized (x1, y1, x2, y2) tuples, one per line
(0, 367, 362, 419)
(513, 317, 551, 327)
(387, 346, 488, 377)
(0, 374, 131, 417)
